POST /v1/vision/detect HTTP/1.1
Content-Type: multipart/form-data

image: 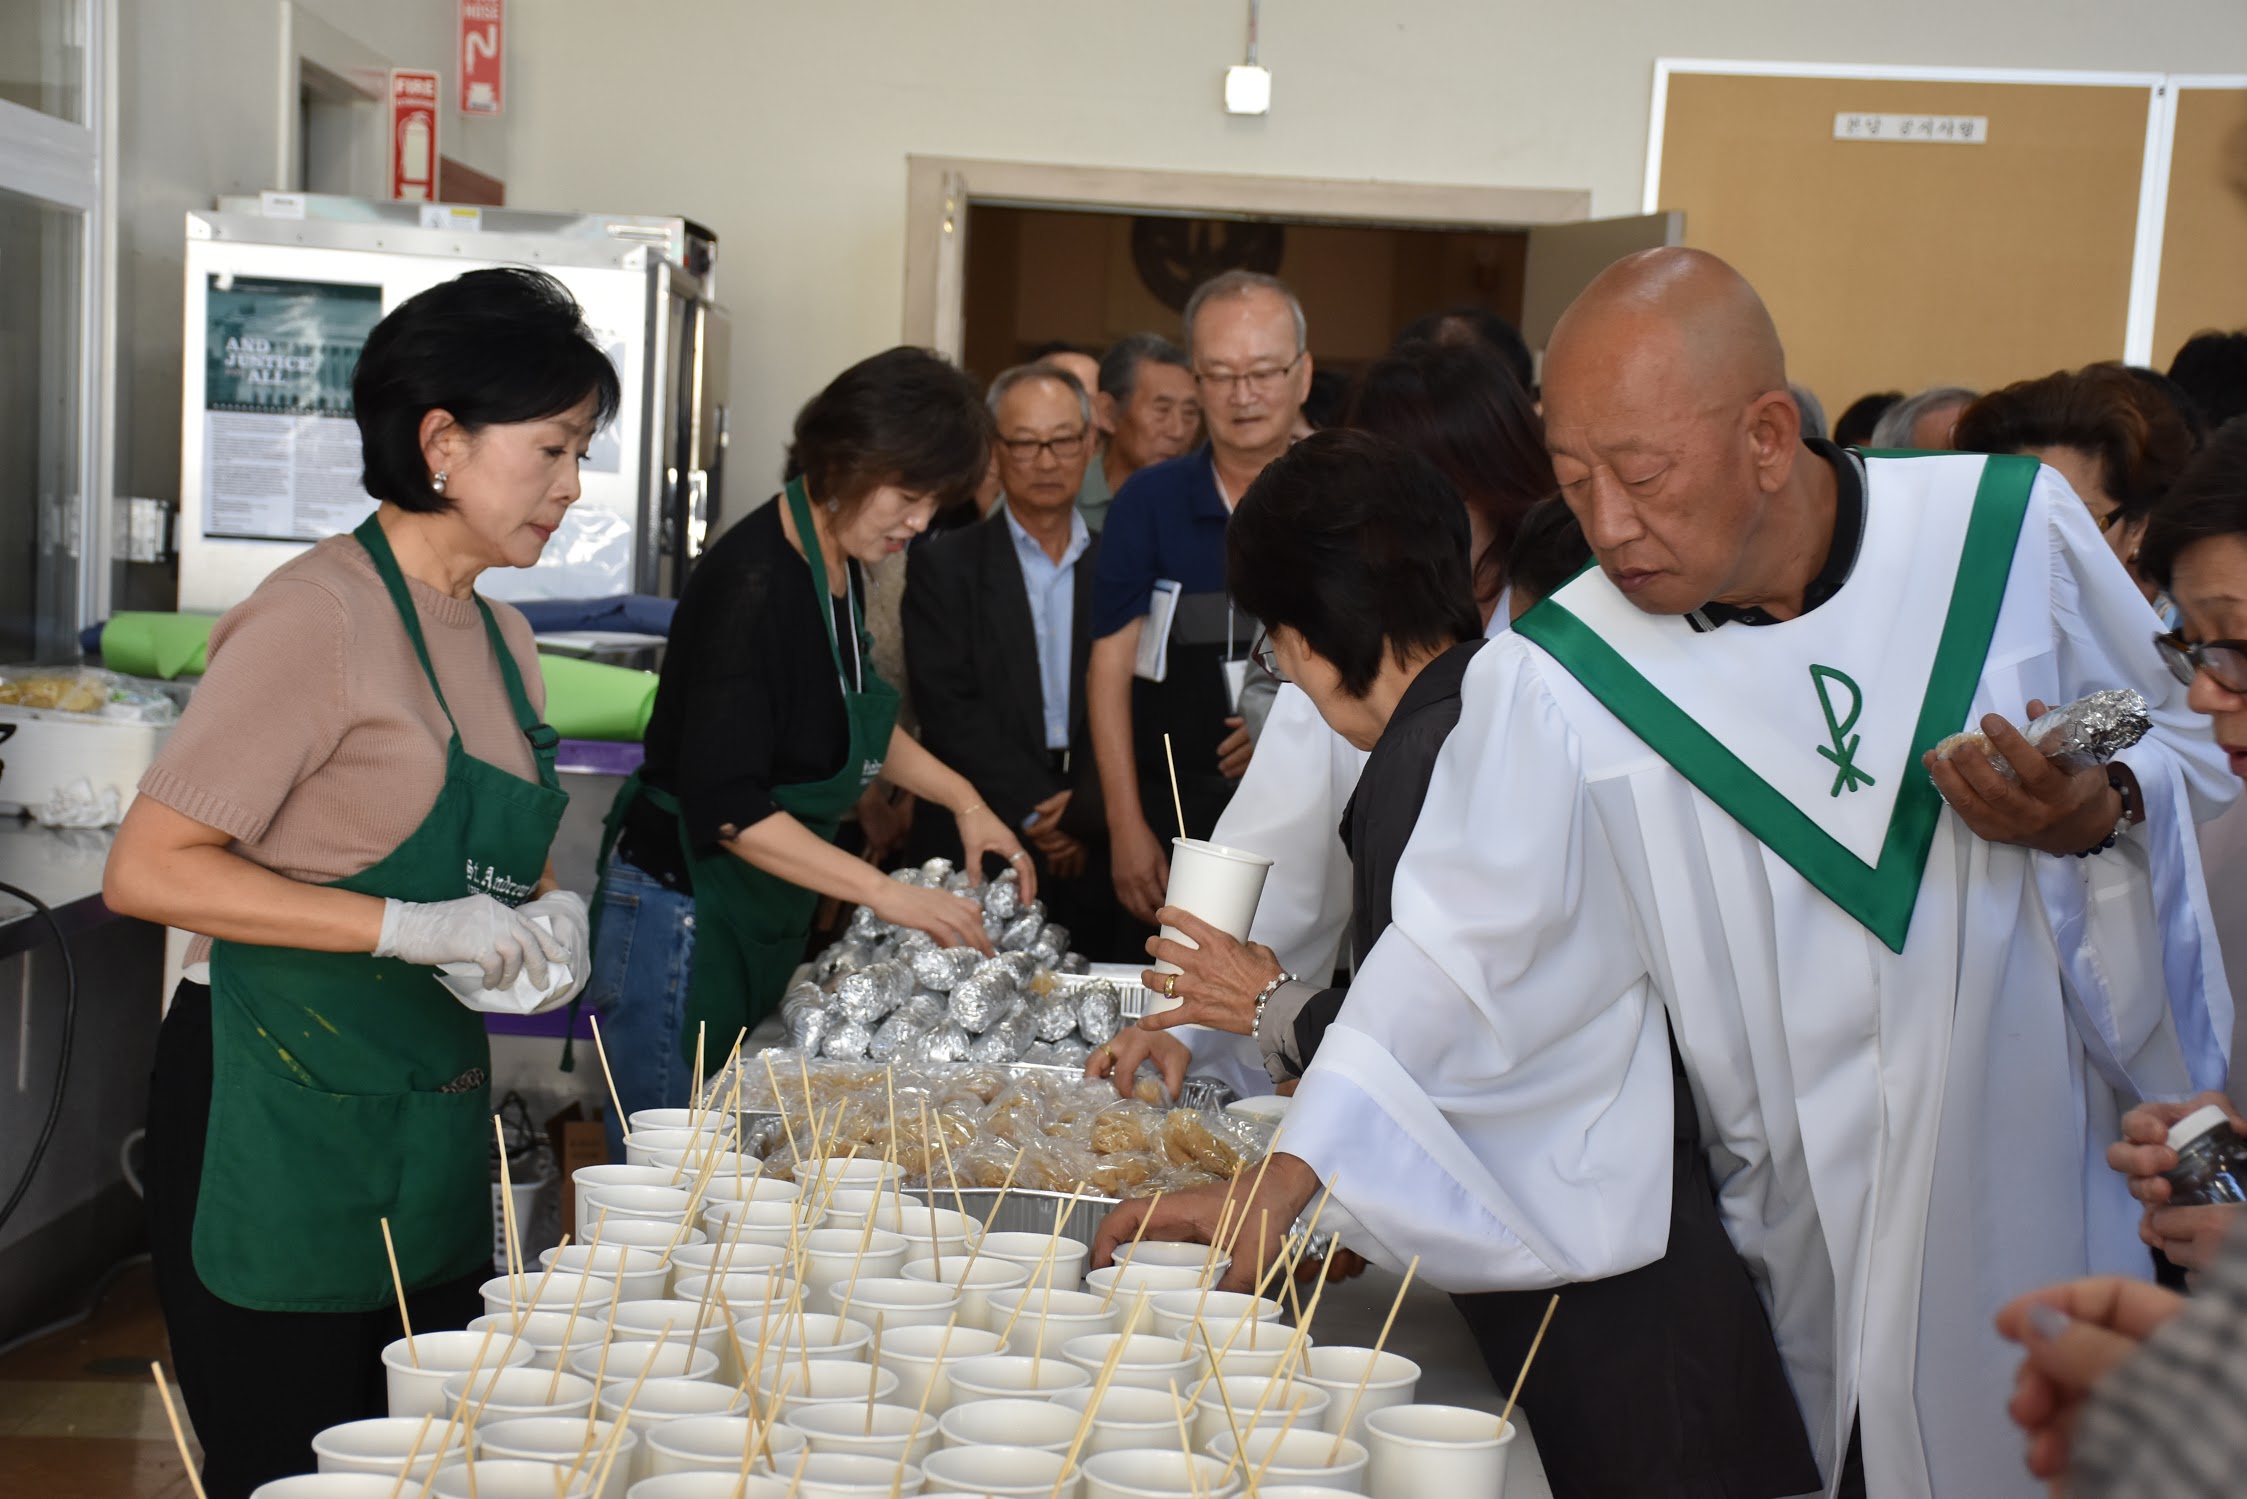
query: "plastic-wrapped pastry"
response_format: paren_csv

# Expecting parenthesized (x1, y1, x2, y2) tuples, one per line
(1076, 983, 1122, 1047)
(1090, 1153, 1160, 1197)
(1049, 1038, 1092, 1069)
(1032, 992, 1081, 1043)
(833, 971, 896, 1026)
(983, 873, 1022, 921)
(1091, 1103, 1158, 1154)
(821, 1018, 874, 1061)
(947, 971, 1011, 1033)
(1932, 688, 2152, 781)
(1000, 914, 1045, 953)
(1161, 1109, 1246, 1176)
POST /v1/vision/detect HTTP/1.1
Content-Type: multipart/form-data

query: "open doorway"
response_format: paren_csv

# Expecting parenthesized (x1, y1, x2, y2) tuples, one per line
(962, 205, 1529, 394)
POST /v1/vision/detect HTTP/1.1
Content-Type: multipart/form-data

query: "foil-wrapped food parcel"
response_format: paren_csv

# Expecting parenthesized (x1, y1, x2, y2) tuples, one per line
(722, 1055, 1263, 1200)
(779, 860, 1118, 1069)
(1931, 688, 2153, 782)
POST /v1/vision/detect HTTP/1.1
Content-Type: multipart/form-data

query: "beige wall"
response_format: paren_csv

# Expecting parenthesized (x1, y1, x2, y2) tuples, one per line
(114, 0, 506, 533)
(498, 1, 2247, 527)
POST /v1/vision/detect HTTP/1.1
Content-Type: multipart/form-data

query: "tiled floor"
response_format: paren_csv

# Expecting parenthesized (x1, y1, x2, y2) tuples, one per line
(0, 1260, 203, 1498)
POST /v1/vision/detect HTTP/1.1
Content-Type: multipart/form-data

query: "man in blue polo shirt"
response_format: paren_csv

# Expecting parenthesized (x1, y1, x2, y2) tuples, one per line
(1087, 271, 1312, 924)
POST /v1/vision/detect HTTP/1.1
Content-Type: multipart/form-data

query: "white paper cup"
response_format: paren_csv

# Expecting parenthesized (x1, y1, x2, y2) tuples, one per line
(937, 1396, 1081, 1453)
(802, 1158, 904, 1197)
(571, 1340, 721, 1386)
(1060, 1333, 1203, 1395)
(701, 1174, 801, 1209)
(675, 1270, 799, 1316)
(1081, 1447, 1240, 1499)
(647, 1148, 762, 1181)
(1113, 1242, 1228, 1273)
(826, 1275, 961, 1332)
(599, 1218, 709, 1256)
(625, 1476, 778, 1499)
(1148, 1291, 1282, 1348)
(990, 1287, 1122, 1357)
(468, 1311, 611, 1374)
(598, 1376, 748, 1432)
(251, 1478, 414, 1499)
(612, 1298, 733, 1346)
(1146, 839, 1274, 1006)
(867, 1203, 980, 1258)
(626, 1128, 723, 1168)
(1051, 1384, 1190, 1458)
(583, 1184, 695, 1227)
(1224, 1094, 1291, 1128)
(701, 1198, 819, 1249)
(785, 1400, 935, 1465)
(814, 1188, 885, 1232)
(1298, 1347, 1422, 1444)
(642, 1414, 806, 1478)
(476, 1417, 637, 1499)
(974, 1232, 1092, 1292)
(669, 1239, 789, 1290)
(799, 1228, 910, 1291)
(754, 1358, 900, 1422)
(544, 1243, 672, 1304)
(1209, 1427, 1369, 1492)
(575, 1166, 679, 1234)
(628, 1108, 738, 1137)
(1193, 1318, 1311, 1380)
(1256, 1490, 1371, 1499)
(874, 1322, 1005, 1413)
(922, 1444, 1081, 1497)
(787, 1452, 923, 1499)
(732, 1311, 874, 1367)
(1085, 1266, 1210, 1329)
(1363, 1403, 1514, 1499)
(481, 1271, 622, 1323)
(429, 1458, 593, 1498)
(383, 1330, 536, 1419)
(901, 1254, 1031, 1333)
(311, 1416, 468, 1478)
(1192, 1374, 1328, 1450)
(443, 1366, 598, 1423)
(943, 1353, 1091, 1405)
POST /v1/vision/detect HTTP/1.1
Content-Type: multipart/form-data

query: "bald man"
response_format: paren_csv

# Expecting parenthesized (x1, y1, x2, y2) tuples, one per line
(1095, 250, 2234, 1499)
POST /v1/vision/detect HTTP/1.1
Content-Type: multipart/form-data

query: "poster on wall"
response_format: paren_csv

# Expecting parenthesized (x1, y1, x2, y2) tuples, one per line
(200, 274, 385, 543)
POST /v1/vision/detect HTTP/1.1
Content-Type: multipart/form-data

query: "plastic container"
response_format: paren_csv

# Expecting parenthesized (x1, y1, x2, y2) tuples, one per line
(1146, 839, 1274, 1010)
(382, 1329, 536, 1419)
(1363, 1404, 1513, 1499)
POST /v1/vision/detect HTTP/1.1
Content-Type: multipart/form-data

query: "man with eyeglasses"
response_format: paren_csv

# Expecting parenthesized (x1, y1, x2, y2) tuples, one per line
(904, 362, 1117, 953)
(1087, 271, 1313, 929)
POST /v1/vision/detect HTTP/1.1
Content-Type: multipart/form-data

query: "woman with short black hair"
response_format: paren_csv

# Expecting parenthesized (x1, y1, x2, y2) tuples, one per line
(590, 347, 1034, 1129)
(106, 266, 620, 1495)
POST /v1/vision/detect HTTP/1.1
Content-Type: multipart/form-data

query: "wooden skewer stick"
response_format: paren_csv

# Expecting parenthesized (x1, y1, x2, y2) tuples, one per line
(381, 1216, 418, 1367)
(1202, 1321, 1252, 1487)
(493, 1114, 524, 1320)
(411, 1325, 496, 1499)
(1050, 1294, 1143, 1499)
(919, 1100, 945, 1279)
(1179, 1196, 1236, 1348)
(1184, 1249, 1301, 1407)
(763, 1052, 801, 1163)
(582, 1326, 673, 1499)
(931, 1102, 969, 1223)
(1324, 1255, 1419, 1464)
(955, 1145, 1026, 1280)
(1167, 1379, 1205, 1499)
(548, 1209, 610, 1401)
(898, 1312, 959, 1493)
(864, 1310, 885, 1434)
(1217, 1124, 1286, 1264)
(1497, 1294, 1559, 1437)
(589, 1013, 631, 1145)
(1103, 1190, 1163, 1310)
(150, 1361, 208, 1499)
(1245, 1395, 1310, 1497)
(782, 1439, 814, 1499)
(1162, 732, 1189, 844)
(796, 1053, 818, 1156)
(692, 1022, 708, 1117)
(1274, 1233, 1339, 1385)
(383, 1412, 435, 1499)
(995, 1191, 1080, 1347)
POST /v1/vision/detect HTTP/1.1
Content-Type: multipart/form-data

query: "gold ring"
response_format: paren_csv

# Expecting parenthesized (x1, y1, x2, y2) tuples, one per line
(1164, 975, 1178, 999)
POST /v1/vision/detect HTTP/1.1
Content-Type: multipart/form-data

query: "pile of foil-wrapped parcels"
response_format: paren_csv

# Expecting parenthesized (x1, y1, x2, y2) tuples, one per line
(781, 859, 1124, 1069)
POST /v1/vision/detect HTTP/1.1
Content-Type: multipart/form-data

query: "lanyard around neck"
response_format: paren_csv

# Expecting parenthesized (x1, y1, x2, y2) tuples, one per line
(783, 476, 864, 694)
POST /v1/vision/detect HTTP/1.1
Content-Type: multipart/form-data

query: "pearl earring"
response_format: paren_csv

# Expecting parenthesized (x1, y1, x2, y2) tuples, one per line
(432, 470, 448, 495)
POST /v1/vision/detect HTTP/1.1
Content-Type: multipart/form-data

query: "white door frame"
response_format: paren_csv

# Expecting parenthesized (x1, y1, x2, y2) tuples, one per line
(1641, 58, 2218, 367)
(901, 156, 1595, 360)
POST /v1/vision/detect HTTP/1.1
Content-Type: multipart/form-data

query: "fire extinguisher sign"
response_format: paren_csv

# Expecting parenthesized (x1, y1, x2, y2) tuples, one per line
(389, 69, 440, 201)
(460, 0, 503, 116)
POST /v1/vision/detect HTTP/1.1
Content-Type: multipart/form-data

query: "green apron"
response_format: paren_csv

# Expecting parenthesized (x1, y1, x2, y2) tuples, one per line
(595, 476, 901, 1071)
(192, 513, 568, 1313)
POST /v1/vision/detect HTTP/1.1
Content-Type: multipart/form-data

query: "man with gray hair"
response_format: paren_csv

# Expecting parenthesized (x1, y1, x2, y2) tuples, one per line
(904, 362, 1118, 952)
(1088, 271, 1312, 928)
(1870, 385, 1979, 450)
(1077, 332, 1199, 531)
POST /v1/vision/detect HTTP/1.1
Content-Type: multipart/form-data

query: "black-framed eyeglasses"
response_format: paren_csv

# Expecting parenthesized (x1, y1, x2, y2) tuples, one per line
(998, 428, 1089, 463)
(2155, 631, 2247, 695)
(1252, 636, 1286, 684)
(1193, 353, 1305, 395)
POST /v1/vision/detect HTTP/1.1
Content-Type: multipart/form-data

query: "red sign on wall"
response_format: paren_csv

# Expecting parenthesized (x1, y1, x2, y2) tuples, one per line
(389, 69, 440, 201)
(460, 0, 504, 116)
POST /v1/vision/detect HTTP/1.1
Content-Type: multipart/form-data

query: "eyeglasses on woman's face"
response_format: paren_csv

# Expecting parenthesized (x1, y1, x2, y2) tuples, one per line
(2156, 631, 2247, 696)
(1252, 636, 1287, 684)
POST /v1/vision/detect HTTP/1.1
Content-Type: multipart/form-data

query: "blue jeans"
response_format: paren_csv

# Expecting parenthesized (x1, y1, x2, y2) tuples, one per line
(587, 854, 697, 1162)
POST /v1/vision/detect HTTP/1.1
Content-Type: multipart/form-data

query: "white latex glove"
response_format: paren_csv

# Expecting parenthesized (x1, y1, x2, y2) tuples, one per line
(515, 890, 591, 1007)
(373, 892, 566, 992)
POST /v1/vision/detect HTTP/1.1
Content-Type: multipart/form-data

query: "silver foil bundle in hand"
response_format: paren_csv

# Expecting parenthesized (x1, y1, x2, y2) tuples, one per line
(1932, 688, 2152, 782)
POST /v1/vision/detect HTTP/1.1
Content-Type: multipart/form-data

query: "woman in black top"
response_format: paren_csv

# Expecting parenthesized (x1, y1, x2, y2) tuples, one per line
(1091, 432, 1818, 1499)
(588, 349, 1033, 1133)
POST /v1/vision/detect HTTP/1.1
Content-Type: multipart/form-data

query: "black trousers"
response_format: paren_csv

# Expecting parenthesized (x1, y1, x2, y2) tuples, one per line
(146, 981, 487, 1499)
(1449, 1040, 1823, 1499)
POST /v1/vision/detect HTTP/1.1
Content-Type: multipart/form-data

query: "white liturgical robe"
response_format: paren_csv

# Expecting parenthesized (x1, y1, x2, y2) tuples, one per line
(1283, 453, 2235, 1499)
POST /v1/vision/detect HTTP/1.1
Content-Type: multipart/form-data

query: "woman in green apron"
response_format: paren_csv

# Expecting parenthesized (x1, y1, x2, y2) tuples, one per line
(106, 269, 621, 1498)
(591, 348, 1035, 1135)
